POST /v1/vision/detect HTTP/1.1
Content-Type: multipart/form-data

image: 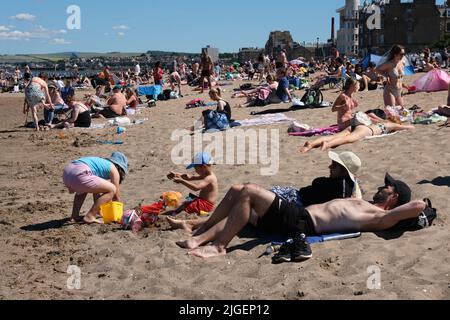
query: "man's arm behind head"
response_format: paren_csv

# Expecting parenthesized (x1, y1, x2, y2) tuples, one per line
(379, 200, 427, 231)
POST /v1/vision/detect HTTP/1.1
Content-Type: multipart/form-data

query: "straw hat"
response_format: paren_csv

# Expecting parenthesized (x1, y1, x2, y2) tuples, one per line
(328, 151, 361, 182)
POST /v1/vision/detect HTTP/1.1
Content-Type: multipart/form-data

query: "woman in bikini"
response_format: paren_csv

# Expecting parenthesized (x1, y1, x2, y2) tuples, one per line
(377, 45, 406, 107)
(333, 77, 360, 130)
(300, 120, 415, 154)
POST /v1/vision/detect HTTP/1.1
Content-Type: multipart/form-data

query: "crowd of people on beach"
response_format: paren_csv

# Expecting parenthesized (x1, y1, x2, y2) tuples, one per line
(6, 43, 446, 261)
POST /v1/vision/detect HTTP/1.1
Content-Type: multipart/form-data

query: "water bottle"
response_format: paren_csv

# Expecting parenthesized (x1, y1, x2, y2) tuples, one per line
(263, 244, 282, 256)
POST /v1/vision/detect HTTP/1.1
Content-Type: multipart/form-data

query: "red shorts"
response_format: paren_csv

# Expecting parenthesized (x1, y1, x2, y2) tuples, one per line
(185, 198, 215, 215)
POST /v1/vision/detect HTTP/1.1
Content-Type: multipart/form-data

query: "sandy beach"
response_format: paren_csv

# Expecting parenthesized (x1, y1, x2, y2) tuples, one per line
(0, 73, 449, 300)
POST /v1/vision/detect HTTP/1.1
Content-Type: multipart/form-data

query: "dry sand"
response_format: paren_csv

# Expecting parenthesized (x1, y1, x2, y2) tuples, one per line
(0, 73, 449, 300)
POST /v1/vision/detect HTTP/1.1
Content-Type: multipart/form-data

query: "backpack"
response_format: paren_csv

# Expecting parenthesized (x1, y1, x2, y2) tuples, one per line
(389, 199, 438, 232)
(203, 110, 230, 131)
(301, 89, 324, 106)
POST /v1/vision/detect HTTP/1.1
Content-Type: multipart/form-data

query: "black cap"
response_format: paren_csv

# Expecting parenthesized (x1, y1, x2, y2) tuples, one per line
(385, 173, 412, 206)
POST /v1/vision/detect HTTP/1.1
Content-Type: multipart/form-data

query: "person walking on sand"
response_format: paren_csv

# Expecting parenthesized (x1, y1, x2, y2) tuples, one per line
(24, 73, 53, 131)
(377, 44, 406, 107)
(199, 52, 214, 93)
(63, 152, 129, 224)
(170, 174, 425, 260)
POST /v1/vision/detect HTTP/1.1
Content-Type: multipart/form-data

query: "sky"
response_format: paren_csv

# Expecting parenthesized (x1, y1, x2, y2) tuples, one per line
(0, 0, 446, 55)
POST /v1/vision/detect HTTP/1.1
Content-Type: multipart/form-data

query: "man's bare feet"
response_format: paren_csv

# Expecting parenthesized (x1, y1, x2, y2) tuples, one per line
(188, 245, 226, 259)
(167, 217, 193, 233)
(300, 142, 313, 154)
(177, 239, 200, 250)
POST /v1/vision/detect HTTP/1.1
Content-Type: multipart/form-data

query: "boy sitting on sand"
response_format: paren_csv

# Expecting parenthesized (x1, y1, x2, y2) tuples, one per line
(166, 152, 218, 216)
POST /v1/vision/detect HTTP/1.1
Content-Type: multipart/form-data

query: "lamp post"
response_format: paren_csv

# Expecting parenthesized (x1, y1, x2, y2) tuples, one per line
(316, 37, 320, 57)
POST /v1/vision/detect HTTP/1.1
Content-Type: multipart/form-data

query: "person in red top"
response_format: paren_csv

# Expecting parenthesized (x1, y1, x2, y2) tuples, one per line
(153, 61, 164, 86)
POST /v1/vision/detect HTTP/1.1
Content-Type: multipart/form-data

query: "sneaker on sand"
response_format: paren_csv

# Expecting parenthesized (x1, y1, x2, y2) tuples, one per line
(272, 242, 293, 264)
(291, 233, 313, 262)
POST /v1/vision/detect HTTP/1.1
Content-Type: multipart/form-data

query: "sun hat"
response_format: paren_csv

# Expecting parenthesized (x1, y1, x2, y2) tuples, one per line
(328, 151, 362, 182)
(107, 152, 129, 175)
(385, 173, 412, 206)
(186, 152, 213, 170)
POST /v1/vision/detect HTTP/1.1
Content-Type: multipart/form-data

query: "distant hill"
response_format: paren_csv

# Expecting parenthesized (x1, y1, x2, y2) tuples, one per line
(0, 50, 200, 64)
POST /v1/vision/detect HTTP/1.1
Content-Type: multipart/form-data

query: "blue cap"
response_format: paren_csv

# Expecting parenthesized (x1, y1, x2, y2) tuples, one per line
(186, 152, 212, 170)
(107, 152, 129, 175)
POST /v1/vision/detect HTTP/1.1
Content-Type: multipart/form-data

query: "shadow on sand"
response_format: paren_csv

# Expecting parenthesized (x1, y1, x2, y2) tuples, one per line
(21, 218, 73, 232)
(418, 176, 450, 188)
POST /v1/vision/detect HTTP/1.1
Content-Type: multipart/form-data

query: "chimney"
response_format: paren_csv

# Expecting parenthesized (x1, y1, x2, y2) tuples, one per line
(331, 17, 335, 43)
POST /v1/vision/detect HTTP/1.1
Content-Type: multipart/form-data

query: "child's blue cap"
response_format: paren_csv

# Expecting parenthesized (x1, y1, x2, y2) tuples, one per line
(187, 152, 212, 170)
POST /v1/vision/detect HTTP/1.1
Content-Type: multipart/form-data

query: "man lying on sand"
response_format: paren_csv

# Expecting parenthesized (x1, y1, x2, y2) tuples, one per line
(168, 173, 426, 259)
(168, 151, 362, 231)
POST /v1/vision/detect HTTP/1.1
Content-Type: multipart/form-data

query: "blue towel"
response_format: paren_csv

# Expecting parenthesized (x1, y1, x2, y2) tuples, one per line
(271, 233, 362, 246)
(138, 85, 162, 96)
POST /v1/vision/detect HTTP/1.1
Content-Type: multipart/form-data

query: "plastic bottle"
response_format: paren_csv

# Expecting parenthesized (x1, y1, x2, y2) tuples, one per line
(264, 244, 282, 256)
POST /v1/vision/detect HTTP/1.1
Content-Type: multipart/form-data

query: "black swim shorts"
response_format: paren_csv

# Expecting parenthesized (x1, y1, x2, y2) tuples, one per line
(258, 196, 316, 237)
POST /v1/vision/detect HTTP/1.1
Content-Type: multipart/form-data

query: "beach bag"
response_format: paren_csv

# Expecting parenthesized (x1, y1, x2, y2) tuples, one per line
(389, 199, 438, 232)
(255, 87, 272, 106)
(203, 110, 230, 131)
(301, 89, 324, 106)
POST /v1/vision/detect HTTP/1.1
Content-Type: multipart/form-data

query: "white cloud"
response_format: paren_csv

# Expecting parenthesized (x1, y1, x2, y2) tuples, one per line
(112, 25, 130, 30)
(11, 13, 36, 21)
(117, 32, 125, 36)
(0, 26, 69, 41)
(50, 38, 71, 45)
(0, 26, 10, 31)
(0, 30, 32, 40)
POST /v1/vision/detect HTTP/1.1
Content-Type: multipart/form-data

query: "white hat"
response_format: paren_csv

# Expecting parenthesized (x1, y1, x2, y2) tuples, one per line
(328, 151, 362, 182)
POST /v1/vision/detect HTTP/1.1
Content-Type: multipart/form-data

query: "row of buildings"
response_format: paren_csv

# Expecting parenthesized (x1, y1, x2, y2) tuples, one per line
(337, 0, 449, 56)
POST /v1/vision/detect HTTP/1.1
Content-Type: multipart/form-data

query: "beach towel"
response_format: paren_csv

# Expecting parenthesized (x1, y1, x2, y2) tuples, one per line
(412, 69, 450, 93)
(288, 125, 341, 137)
(137, 85, 162, 97)
(364, 132, 399, 140)
(231, 113, 295, 128)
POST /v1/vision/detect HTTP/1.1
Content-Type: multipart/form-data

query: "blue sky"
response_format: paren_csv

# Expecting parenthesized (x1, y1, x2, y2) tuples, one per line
(0, 0, 445, 54)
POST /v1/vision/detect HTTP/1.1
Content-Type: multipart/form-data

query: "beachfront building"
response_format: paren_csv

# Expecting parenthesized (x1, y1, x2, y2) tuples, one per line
(336, 0, 361, 56)
(238, 47, 264, 63)
(358, 0, 441, 56)
(438, 1, 450, 39)
(264, 31, 314, 60)
(202, 46, 219, 63)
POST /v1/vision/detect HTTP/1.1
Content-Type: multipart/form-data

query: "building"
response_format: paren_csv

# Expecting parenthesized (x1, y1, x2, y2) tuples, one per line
(264, 31, 314, 60)
(358, 0, 441, 55)
(438, 1, 450, 40)
(238, 47, 264, 63)
(202, 46, 219, 63)
(336, 0, 360, 56)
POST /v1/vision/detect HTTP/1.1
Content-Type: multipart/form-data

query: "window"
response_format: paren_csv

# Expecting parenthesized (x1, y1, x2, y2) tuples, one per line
(380, 34, 384, 45)
(407, 34, 413, 44)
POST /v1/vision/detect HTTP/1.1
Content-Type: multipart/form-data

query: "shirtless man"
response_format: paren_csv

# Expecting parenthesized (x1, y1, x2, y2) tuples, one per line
(96, 85, 127, 118)
(170, 173, 426, 259)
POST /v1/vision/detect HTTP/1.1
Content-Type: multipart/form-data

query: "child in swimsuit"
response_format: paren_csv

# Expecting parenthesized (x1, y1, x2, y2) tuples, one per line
(166, 152, 218, 216)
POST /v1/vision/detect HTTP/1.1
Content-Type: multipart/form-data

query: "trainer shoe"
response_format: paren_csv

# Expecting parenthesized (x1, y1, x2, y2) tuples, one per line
(272, 242, 293, 264)
(291, 233, 313, 262)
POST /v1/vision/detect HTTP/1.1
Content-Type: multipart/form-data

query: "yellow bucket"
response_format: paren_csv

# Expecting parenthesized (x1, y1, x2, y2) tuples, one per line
(100, 202, 124, 224)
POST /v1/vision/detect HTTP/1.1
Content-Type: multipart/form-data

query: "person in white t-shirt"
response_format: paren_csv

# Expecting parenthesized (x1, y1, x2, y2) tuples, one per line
(134, 62, 141, 76)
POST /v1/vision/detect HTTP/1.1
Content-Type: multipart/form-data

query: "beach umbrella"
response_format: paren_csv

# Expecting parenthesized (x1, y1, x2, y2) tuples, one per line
(290, 59, 304, 65)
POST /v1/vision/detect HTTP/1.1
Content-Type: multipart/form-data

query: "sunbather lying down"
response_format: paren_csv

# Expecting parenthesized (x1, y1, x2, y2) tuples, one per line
(300, 121, 415, 154)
